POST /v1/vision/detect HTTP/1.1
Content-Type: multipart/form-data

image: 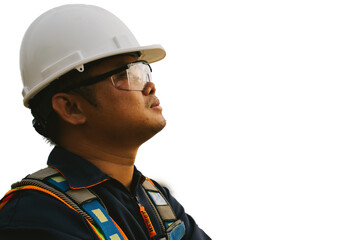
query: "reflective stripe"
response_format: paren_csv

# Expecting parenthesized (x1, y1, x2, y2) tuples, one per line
(92, 208, 109, 223)
(110, 234, 121, 240)
(51, 175, 66, 183)
(147, 191, 167, 206)
(48, 175, 69, 191)
(109, 216, 129, 240)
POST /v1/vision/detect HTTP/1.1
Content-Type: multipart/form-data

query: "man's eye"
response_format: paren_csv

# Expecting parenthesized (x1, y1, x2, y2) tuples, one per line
(113, 72, 127, 80)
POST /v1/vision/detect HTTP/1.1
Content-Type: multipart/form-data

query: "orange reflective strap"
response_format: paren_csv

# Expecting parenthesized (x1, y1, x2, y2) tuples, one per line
(139, 206, 157, 238)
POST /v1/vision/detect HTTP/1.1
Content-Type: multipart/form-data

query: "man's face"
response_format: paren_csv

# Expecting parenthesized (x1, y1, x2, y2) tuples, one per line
(79, 55, 166, 147)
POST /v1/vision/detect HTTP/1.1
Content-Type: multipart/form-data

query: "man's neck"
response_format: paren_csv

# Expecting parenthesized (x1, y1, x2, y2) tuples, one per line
(60, 140, 139, 190)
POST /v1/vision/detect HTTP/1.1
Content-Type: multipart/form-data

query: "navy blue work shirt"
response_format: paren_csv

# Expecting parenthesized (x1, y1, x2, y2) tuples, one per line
(0, 147, 211, 240)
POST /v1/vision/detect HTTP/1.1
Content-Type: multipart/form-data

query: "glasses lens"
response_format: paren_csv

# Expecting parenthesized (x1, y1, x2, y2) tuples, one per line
(111, 62, 151, 91)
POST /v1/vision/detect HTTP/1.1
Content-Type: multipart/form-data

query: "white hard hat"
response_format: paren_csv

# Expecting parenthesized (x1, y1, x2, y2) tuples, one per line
(20, 4, 166, 107)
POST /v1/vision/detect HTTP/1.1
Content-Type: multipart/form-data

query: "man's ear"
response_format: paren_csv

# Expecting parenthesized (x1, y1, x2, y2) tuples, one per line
(52, 93, 87, 125)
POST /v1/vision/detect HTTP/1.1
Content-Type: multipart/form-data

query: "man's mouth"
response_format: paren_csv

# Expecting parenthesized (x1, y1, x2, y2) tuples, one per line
(151, 100, 160, 108)
(150, 97, 162, 110)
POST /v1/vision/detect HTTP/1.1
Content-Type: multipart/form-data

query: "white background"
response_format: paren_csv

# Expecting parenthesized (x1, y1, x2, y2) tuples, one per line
(1, 1, 360, 239)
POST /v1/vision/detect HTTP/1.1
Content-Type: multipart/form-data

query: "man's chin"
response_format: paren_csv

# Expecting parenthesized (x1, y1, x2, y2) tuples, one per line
(152, 118, 167, 135)
(137, 118, 166, 145)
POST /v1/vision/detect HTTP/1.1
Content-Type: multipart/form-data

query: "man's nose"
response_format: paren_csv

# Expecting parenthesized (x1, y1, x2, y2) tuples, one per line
(142, 82, 156, 96)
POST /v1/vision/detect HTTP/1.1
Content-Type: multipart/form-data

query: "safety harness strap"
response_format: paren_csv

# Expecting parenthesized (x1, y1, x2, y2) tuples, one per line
(2, 186, 106, 240)
(26, 167, 59, 180)
(4, 167, 185, 240)
(141, 178, 186, 240)
(10, 167, 128, 240)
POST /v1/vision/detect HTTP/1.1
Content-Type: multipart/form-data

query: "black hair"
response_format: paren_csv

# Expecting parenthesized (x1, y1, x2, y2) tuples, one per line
(29, 71, 97, 145)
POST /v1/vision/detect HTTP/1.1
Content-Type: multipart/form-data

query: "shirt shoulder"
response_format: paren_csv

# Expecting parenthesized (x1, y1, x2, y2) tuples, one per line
(0, 189, 97, 240)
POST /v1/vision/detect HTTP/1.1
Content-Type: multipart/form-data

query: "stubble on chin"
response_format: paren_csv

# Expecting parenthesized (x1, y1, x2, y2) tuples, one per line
(152, 118, 166, 135)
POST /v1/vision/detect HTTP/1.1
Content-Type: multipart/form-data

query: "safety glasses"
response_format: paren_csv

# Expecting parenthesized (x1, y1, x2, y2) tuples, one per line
(66, 60, 152, 92)
(110, 61, 152, 91)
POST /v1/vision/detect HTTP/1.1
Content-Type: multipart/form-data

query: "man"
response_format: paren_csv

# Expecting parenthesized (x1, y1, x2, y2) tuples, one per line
(0, 4, 210, 240)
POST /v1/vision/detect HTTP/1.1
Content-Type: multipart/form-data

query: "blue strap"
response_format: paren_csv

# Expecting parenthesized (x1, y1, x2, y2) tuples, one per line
(47, 175, 70, 192)
(47, 175, 125, 240)
(168, 221, 186, 240)
(83, 200, 125, 240)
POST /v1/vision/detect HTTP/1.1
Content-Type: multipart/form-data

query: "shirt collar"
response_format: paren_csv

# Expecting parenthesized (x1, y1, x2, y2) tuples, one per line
(47, 146, 141, 190)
